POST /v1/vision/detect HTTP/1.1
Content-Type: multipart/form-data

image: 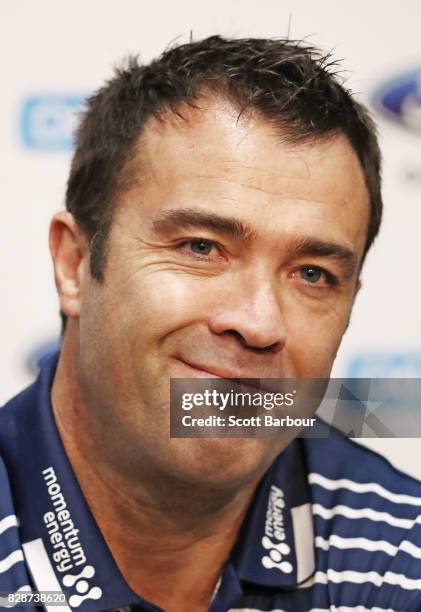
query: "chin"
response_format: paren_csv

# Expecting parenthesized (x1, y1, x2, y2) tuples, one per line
(169, 437, 284, 489)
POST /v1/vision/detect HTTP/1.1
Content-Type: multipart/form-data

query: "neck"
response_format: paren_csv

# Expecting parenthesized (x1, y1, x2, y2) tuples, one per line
(51, 334, 260, 610)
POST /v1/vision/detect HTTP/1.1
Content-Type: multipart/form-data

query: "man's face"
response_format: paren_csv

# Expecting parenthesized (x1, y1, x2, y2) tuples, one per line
(75, 98, 369, 487)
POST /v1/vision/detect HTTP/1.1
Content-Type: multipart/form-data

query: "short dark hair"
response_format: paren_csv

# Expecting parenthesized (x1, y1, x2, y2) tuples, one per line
(62, 35, 382, 331)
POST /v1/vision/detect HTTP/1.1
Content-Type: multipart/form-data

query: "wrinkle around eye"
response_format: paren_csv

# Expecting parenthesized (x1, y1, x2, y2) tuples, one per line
(133, 260, 226, 280)
(113, 249, 228, 281)
(128, 234, 227, 270)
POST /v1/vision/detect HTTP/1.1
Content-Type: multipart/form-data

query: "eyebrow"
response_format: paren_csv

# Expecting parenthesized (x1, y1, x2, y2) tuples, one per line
(152, 208, 257, 242)
(152, 208, 359, 277)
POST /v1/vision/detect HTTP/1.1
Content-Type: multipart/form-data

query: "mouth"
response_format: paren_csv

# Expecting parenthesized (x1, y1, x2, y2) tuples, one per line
(174, 358, 295, 397)
(176, 357, 262, 386)
(175, 358, 258, 381)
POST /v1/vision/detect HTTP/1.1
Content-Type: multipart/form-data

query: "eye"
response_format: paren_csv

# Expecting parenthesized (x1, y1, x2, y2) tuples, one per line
(176, 238, 224, 261)
(297, 265, 337, 287)
(189, 239, 215, 256)
(300, 266, 323, 284)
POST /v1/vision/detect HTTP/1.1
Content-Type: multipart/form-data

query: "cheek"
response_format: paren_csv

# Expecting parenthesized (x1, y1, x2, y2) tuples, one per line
(78, 272, 203, 407)
(283, 297, 352, 376)
(108, 270, 212, 344)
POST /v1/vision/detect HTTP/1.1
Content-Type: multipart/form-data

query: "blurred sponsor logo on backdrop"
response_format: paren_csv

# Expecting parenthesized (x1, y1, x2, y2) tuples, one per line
(20, 94, 86, 151)
(373, 68, 421, 134)
(26, 339, 60, 375)
(347, 353, 421, 377)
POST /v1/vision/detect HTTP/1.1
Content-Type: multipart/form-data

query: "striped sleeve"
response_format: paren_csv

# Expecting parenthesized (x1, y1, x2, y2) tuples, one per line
(309, 469, 421, 611)
(0, 456, 33, 608)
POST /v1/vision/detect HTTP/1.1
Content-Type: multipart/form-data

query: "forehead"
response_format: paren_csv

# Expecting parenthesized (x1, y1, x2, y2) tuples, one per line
(124, 98, 370, 255)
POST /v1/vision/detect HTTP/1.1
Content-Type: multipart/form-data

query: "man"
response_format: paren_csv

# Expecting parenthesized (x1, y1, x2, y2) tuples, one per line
(1, 35, 421, 612)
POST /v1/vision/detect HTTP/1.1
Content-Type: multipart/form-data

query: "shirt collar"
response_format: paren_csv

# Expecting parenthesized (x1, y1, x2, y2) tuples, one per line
(3, 353, 315, 610)
(230, 434, 316, 589)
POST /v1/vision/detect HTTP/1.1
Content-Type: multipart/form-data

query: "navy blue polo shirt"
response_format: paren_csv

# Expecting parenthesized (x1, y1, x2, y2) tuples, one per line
(1, 353, 421, 611)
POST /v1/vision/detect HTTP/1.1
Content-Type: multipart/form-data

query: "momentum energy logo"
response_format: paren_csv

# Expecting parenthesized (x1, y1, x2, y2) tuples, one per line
(42, 466, 102, 607)
(373, 68, 421, 134)
(20, 94, 86, 151)
(261, 485, 293, 574)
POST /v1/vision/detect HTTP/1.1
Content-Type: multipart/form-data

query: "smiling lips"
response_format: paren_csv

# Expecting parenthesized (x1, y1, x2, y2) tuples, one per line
(176, 357, 281, 380)
(178, 358, 235, 378)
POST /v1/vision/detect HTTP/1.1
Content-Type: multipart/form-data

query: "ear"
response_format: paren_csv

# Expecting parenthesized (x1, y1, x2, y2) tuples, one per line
(49, 212, 89, 321)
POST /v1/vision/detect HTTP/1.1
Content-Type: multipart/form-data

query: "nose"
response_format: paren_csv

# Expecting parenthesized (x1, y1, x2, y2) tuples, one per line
(208, 278, 286, 353)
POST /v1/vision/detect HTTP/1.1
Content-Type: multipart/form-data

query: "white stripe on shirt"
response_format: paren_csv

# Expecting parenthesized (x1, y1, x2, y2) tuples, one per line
(0, 549, 24, 574)
(316, 534, 421, 559)
(314, 568, 421, 590)
(313, 503, 415, 529)
(309, 472, 421, 506)
(0, 515, 18, 536)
